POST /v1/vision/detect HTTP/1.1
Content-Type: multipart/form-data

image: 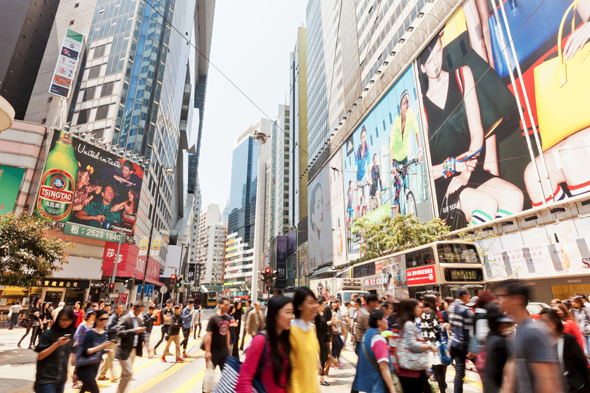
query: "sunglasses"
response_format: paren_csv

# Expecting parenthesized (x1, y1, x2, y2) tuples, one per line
(97, 318, 109, 321)
(58, 318, 74, 323)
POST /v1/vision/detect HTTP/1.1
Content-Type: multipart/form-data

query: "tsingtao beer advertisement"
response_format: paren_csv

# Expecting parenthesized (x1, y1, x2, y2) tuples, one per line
(37, 130, 144, 236)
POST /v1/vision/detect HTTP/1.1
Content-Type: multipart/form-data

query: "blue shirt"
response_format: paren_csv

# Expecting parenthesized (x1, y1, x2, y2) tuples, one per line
(181, 307, 194, 328)
(355, 142, 370, 181)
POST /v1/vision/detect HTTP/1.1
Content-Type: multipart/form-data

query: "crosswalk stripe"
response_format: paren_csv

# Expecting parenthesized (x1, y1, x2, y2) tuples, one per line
(128, 351, 204, 393)
(172, 368, 206, 393)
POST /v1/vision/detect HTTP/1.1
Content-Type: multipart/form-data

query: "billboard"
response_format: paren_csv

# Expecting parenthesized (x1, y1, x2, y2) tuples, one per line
(480, 216, 590, 282)
(0, 165, 26, 215)
(37, 131, 144, 236)
(276, 236, 287, 283)
(308, 150, 347, 270)
(415, 0, 590, 230)
(49, 29, 84, 98)
(342, 65, 433, 260)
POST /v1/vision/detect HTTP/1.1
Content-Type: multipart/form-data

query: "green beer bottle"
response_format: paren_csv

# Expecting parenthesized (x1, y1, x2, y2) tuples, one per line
(37, 130, 78, 221)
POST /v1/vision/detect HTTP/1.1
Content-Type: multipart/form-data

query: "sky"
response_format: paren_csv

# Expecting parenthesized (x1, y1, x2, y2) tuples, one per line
(198, 1, 308, 208)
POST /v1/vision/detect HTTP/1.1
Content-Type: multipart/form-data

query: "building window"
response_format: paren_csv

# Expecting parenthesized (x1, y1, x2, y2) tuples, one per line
(77, 109, 90, 124)
(88, 65, 101, 79)
(101, 81, 114, 97)
(95, 105, 109, 120)
(83, 86, 96, 101)
(94, 44, 106, 59)
(93, 128, 105, 139)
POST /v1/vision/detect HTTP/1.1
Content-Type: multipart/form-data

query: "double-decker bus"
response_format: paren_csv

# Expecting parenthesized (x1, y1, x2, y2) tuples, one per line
(340, 241, 485, 299)
(206, 292, 218, 308)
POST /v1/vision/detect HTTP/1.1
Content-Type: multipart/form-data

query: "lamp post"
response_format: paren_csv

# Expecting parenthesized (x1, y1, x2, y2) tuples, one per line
(140, 165, 173, 299)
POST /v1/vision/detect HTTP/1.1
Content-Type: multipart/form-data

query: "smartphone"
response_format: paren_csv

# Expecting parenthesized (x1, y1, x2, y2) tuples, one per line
(63, 334, 72, 338)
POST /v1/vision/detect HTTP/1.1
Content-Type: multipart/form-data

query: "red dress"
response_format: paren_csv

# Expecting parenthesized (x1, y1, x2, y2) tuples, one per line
(564, 319, 586, 352)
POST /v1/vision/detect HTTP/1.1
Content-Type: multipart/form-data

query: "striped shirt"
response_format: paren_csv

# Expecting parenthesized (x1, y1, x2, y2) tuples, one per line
(448, 300, 473, 352)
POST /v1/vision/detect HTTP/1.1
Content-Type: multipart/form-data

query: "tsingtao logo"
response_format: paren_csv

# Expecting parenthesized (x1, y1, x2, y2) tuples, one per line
(52, 175, 66, 190)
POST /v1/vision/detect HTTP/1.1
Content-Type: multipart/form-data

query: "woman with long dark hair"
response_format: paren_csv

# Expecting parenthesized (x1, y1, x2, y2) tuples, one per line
(77, 309, 112, 393)
(237, 296, 293, 393)
(554, 302, 587, 352)
(421, 294, 447, 392)
(74, 301, 84, 328)
(331, 300, 344, 367)
(289, 287, 320, 393)
(232, 301, 243, 358)
(484, 303, 514, 393)
(397, 298, 437, 392)
(34, 306, 75, 393)
(18, 296, 43, 349)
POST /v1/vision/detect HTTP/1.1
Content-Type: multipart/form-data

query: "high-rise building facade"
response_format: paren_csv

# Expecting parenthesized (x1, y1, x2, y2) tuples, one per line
(223, 232, 254, 288)
(274, 105, 290, 236)
(196, 204, 226, 285)
(289, 27, 308, 229)
(0, 0, 60, 120)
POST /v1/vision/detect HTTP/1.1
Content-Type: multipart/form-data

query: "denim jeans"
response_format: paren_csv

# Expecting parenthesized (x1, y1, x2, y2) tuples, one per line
(451, 347, 467, 393)
(34, 383, 65, 393)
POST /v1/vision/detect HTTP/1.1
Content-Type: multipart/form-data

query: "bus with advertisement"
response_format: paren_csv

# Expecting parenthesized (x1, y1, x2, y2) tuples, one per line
(339, 241, 485, 299)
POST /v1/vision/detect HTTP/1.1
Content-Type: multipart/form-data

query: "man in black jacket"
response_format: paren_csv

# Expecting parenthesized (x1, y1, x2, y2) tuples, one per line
(98, 303, 124, 381)
(115, 302, 145, 393)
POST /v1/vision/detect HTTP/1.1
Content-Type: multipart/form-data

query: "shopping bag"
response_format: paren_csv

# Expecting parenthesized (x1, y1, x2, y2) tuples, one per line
(488, 0, 572, 78)
(534, 0, 590, 151)
(203, 361, 216, 393)
(397, 330, 429, 371)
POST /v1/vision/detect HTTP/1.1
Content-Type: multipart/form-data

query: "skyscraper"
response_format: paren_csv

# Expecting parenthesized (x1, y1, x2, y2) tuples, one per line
(274, 104, 290, 236)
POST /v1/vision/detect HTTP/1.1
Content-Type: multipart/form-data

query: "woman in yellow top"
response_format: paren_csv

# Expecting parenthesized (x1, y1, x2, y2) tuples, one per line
(288, 287, 320, 393)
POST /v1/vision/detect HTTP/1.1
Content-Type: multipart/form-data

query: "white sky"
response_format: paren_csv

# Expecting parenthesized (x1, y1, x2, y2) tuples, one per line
(198, 1, 307, 208)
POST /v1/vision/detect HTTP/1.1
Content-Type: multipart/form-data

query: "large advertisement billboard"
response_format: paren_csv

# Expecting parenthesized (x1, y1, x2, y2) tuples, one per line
(0, 165, 26, 216)
(342, 65, 433, 260)
(308, 150, 347, 270)
(416, 0, 590, 230)
(38, 131, 144, 236)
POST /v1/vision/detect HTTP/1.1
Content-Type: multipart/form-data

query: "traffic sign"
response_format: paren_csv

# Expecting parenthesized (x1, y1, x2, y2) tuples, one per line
(160, 286, 168, 294)
(136, 285, 154, 298)
(118, 284, 125, 293)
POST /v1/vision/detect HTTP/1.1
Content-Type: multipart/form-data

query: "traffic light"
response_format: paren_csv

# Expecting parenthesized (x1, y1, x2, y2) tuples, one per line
(125, 278, 133, 291)
(109, 283, 114, 292)
(100, 281, 107, 290)
(171, 274, 177, 290)
(176, 276, 183, 288)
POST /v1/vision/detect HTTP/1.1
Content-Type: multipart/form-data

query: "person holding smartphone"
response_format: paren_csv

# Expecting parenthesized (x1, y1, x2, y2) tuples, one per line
(77, 309, 113, 393)
(34, 306, 76, 393)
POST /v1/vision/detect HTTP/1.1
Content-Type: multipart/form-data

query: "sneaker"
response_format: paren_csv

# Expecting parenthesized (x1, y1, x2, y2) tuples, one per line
(161, 357, 167, 362)
(320, 381, 330, 386)
(183, 352, 189, 358)
(176, 357, 184, 363)
(97, 376, 109, 381)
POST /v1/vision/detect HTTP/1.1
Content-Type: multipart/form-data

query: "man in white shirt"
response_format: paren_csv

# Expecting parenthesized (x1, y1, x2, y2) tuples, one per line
(8, 301, 23, 330)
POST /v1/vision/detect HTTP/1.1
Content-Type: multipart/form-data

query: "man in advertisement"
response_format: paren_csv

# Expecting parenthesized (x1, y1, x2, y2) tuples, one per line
(75, 185, 121, 228)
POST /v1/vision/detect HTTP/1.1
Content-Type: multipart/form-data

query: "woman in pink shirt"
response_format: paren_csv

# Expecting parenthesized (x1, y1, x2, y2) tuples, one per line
(237, 296, 293, 393)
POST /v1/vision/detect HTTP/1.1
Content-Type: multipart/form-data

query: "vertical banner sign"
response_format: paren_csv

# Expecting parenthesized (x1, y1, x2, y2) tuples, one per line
(0, 165, 26, 215)
(139, 237, 149, 256)
(49, 29, 84, 98)
(276, 236, 287, 281)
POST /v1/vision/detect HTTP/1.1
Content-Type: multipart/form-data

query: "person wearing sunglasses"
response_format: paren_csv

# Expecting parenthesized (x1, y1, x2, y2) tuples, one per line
(76, 309, 113, 393)
(34, 306, 75, 393)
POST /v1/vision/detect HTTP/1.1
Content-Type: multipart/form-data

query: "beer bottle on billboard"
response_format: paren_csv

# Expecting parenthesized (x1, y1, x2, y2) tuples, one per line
(37, 130, 78, 222)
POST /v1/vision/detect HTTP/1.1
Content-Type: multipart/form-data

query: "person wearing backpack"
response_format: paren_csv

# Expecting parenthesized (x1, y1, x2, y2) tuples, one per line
(236, 296, 293, 393)
(572, 296, 590, 355)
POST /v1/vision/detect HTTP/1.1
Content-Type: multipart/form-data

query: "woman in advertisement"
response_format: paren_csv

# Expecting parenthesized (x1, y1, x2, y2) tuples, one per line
(419, 33, 524, 229)
(390, 90, 423, 216)
(111, 188, 139, 233)
(355, 126, 371, 218)
(73, 168, 102, 212)
(309, 182, 325, 269)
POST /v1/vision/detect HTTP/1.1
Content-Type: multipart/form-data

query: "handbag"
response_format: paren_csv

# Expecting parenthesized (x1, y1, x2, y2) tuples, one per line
(439, 194, 467, 231)
(211, 335, 268, 393)
(535, 0, 590, 151)
(75, 340, 103, 367)
(439, 328, 452, 366)
(396, 328, 429, 371)
(488, 0, 572, 78)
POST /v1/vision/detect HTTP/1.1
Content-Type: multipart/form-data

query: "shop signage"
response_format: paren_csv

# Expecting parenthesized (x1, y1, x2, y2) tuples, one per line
(65, 222, 125, 242)
(49, 29, 83, 98)
(406, 266, 437, 285)
(37, 279, 89, 289)
(136, 285, 154, 298)
(364, 277, 384, 287)
(375, 261, 383, 271)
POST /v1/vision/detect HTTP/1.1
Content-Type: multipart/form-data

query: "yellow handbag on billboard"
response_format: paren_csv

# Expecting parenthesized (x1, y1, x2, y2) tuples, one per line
(534, 0, 590, 151)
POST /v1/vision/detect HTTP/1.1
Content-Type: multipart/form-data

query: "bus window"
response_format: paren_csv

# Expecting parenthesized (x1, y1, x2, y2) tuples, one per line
(438, 244, 480, 263)
(406, 248, 435, 268)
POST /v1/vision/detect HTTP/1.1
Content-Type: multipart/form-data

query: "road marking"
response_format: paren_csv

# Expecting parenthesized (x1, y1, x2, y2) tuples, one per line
(128, 351, 204, 393)
(172, 367, 206, 393)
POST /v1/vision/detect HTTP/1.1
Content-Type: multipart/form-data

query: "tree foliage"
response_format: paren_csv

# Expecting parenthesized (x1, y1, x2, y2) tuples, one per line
(351, 214, 450, 262)
(0, 211, 73, 287)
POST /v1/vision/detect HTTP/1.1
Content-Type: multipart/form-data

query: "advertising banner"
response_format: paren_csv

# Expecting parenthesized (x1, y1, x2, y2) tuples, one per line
(49, 29, 83, 98)
(480, 216, 590, 282)
(342, 65, 433, 261)
(0, 165, 26, 215)
(406, 265, 437, 285)
(415, 0, 590, 230)
(37, 131, 144, 236)
(163, 245, 182, 278)
(276, 236, 287, 281)
(308, 150, 347, 270)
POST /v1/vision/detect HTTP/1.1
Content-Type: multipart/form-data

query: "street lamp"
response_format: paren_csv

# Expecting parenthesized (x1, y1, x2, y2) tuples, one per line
(139, 165, 174, 300)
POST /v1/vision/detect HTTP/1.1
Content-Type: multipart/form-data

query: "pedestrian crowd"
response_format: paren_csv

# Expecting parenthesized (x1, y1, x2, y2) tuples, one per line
(15, 280, 590, 393)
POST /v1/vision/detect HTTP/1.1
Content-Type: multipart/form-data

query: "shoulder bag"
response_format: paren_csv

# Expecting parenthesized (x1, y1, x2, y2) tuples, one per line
(396, 327, 429, 371)
(361, 334, 392, 393)
(439, 327, 452, 366)
(212, 334, 268, 393)
(75, 333, 104, 367)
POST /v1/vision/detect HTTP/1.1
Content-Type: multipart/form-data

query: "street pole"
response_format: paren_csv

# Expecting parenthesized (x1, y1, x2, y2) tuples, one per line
(110, 232, 125, 301)
(140, 166, 168, 299)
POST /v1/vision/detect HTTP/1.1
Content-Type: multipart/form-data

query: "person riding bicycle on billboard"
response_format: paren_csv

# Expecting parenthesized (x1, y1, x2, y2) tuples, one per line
(355, 126, 371, 217)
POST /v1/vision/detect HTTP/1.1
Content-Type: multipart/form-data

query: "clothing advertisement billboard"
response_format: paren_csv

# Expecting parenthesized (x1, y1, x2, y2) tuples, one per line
(480, 216, 590, 282)
(37, 130, 143, 236)
(0, 165, 26, 216)
(49, 29, 83, 98)
(342, 65, 433, 261)
(308, 150, 347, 270)
(415, 0, 590, 231)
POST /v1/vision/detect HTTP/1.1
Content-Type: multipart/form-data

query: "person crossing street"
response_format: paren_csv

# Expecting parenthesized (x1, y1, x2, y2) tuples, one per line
(115, 301, 146, 393)
(161, 305, 184, 363)
(154, 299, 174, 356)
(98, 303, 123, 381)
(181, 300, 196, 358)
